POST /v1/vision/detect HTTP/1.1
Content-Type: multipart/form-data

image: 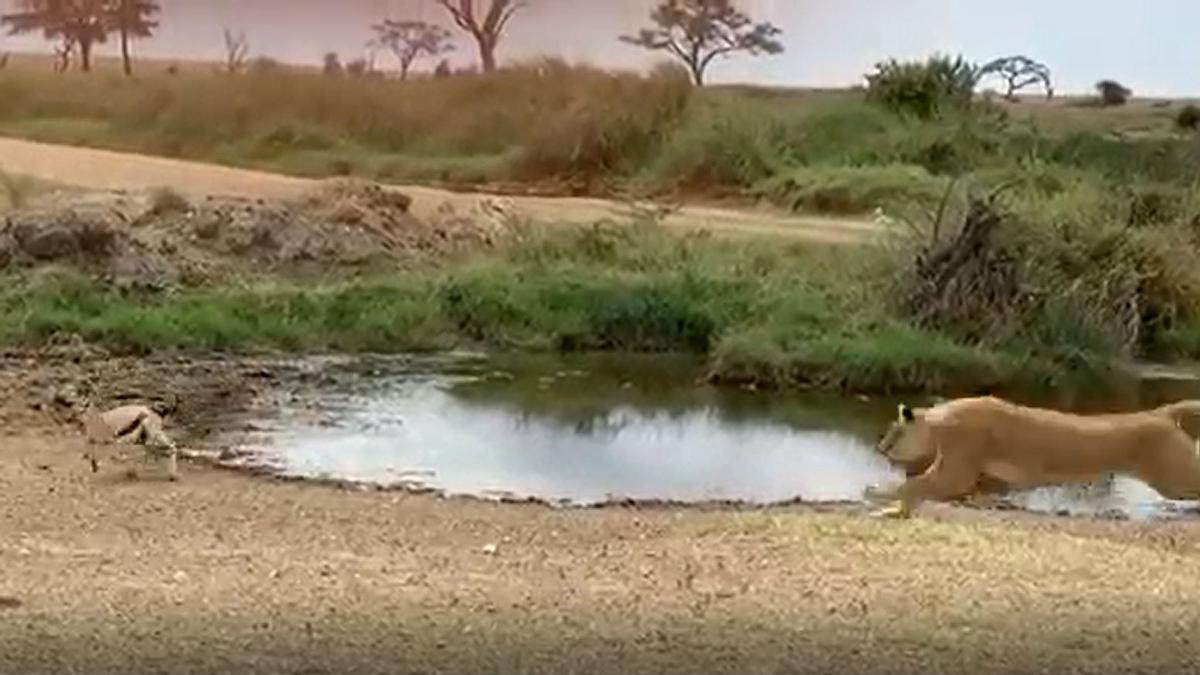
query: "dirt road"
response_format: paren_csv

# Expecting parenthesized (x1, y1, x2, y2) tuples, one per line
(0, 136, 881, 245)
(2, 354, 1200, 674)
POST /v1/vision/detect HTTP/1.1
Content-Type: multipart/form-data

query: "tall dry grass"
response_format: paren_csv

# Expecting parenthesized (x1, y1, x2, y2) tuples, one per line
(0, 58, 692, 187)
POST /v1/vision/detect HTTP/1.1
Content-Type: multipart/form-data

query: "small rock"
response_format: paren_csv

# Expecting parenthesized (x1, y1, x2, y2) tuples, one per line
(480, 543, 498, 556)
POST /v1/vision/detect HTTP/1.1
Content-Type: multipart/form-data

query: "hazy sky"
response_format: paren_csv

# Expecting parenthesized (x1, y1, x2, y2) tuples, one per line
(2, 1, 1198, 96)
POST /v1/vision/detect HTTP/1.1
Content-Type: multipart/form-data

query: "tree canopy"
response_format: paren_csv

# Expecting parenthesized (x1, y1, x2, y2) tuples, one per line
(621, 0, 783, 86)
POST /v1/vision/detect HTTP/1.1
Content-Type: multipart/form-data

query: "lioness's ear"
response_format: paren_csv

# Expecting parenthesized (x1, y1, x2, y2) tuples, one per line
(898, 404, 915, 424)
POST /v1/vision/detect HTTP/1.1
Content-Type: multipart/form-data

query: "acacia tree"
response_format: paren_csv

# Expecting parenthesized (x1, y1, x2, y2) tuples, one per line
(1096, 79, 1132, 106)
(620, 0, 783, 86)
(2, 0, 111, 72)
(370, 19, 455, 80)
(435, 0, 525, 73)
(977, 55, 1052, 100)
(113, 0, 159, 76)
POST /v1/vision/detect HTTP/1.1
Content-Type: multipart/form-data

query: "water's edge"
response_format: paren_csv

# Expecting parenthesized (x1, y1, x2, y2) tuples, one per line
(192, 352, 1200, 521)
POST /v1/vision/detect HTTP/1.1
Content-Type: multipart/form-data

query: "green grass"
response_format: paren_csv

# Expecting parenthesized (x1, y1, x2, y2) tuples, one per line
(3, 59, 1200, 389)
(755, 164, 949, 215)
(0, 221, 1159, 394)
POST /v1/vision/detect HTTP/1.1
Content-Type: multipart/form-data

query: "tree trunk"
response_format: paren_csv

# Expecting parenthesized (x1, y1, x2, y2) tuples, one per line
(400, 60, 411, 81)
(80, 40, 93, 73)
(121, 26, 132, 76)
(477, 36, 497, 73)
(690, 62, 705, 87)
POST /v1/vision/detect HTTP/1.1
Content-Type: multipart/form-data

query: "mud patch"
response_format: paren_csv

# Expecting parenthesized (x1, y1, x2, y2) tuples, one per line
(0, 178, 510, 287)
(0, 342, 281, 440)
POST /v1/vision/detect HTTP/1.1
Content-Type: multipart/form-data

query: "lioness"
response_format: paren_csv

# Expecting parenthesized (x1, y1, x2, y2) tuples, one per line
(866, 396, 1200, 519)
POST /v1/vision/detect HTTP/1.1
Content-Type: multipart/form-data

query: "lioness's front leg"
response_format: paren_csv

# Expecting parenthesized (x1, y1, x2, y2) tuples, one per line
(863, 480, 903, 503)
(871, 452, 979, 519)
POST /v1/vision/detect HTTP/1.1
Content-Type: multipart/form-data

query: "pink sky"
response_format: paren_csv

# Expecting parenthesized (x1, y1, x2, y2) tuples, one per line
(2, 1, 1198, 96)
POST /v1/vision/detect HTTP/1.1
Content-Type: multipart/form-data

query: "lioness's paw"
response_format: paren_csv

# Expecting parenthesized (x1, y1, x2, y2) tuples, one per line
(869, 504, 911, 520)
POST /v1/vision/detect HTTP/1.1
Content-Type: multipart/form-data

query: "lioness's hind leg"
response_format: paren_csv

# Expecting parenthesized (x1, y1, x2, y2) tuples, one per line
(1137, 433, 1200, 500)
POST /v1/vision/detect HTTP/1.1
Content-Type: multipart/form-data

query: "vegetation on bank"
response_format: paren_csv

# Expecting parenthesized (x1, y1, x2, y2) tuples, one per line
(2, 55, 1200, 391)
(2, 211, 1197, 393)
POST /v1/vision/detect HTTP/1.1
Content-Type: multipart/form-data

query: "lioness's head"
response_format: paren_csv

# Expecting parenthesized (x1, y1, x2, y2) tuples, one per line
(876, 404, 935, 463)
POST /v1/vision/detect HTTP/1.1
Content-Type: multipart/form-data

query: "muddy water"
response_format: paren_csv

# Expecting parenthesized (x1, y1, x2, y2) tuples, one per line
(219, 353, 1200, 520)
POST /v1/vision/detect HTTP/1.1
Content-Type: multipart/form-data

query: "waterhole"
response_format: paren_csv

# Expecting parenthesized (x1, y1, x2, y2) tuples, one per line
(218, 353, 1200, 520)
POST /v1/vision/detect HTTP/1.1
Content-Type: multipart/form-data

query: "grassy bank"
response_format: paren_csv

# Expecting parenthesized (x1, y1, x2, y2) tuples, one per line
(6, 216, 1196, 394)
(2, 59, 1200, 391)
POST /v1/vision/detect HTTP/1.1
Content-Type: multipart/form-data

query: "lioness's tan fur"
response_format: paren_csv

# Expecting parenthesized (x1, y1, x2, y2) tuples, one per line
(868, 396, 1200, 518)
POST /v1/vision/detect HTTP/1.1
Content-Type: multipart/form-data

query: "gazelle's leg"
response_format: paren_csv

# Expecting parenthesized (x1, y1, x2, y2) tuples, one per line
(165, 445, 179, 481)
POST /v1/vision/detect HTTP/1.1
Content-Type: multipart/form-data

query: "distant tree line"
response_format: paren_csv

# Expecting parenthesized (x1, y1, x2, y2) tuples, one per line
(0, 0, 1151, 115)
(2, 0, 160, 75)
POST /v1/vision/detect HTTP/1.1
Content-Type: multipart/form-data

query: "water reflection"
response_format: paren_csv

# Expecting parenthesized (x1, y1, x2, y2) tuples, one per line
(221, 354, 1200, 518)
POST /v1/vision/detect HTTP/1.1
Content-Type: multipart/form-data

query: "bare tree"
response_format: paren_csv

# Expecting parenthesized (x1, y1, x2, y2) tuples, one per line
(435, 0, 526, 73)
(114, 0, 160, 76)
(620, 0, 783, 87)
(2, 0, 110, 72)
(369, 19, 455, 80)
(222, 27, 249, 74)
(978, 55, 1052, 100)
(52, 35, 74, 72)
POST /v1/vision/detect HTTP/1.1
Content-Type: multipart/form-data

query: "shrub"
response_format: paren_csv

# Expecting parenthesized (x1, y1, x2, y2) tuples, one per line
(1095, 79, 1131, 107)
(509, 61, 692, 184)
(1176, 104, 1200, 131)
(638, 97, 798, 191)
(864, 54, 978, 120)
(756, 164, 949, 215)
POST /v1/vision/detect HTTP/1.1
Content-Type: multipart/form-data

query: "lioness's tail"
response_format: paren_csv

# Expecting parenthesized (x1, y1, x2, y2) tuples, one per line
(1152, 400, 1200, 434)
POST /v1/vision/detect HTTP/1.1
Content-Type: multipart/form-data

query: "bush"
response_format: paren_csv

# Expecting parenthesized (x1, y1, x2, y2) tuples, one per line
(509, 60, 691, 184)
(1095, 79, 1131, 107)
(637, 97, 799, 191)
(864, 54, 977, 120)
(1176, 104, 1200, 131)
(756, 164, 949, 215)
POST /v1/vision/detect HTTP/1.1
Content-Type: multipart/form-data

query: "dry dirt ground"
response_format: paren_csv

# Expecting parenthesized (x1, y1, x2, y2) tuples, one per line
(3, 352, 1200, 675)
(0, 136, 882, 246)
(0, 178, 508, 287)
